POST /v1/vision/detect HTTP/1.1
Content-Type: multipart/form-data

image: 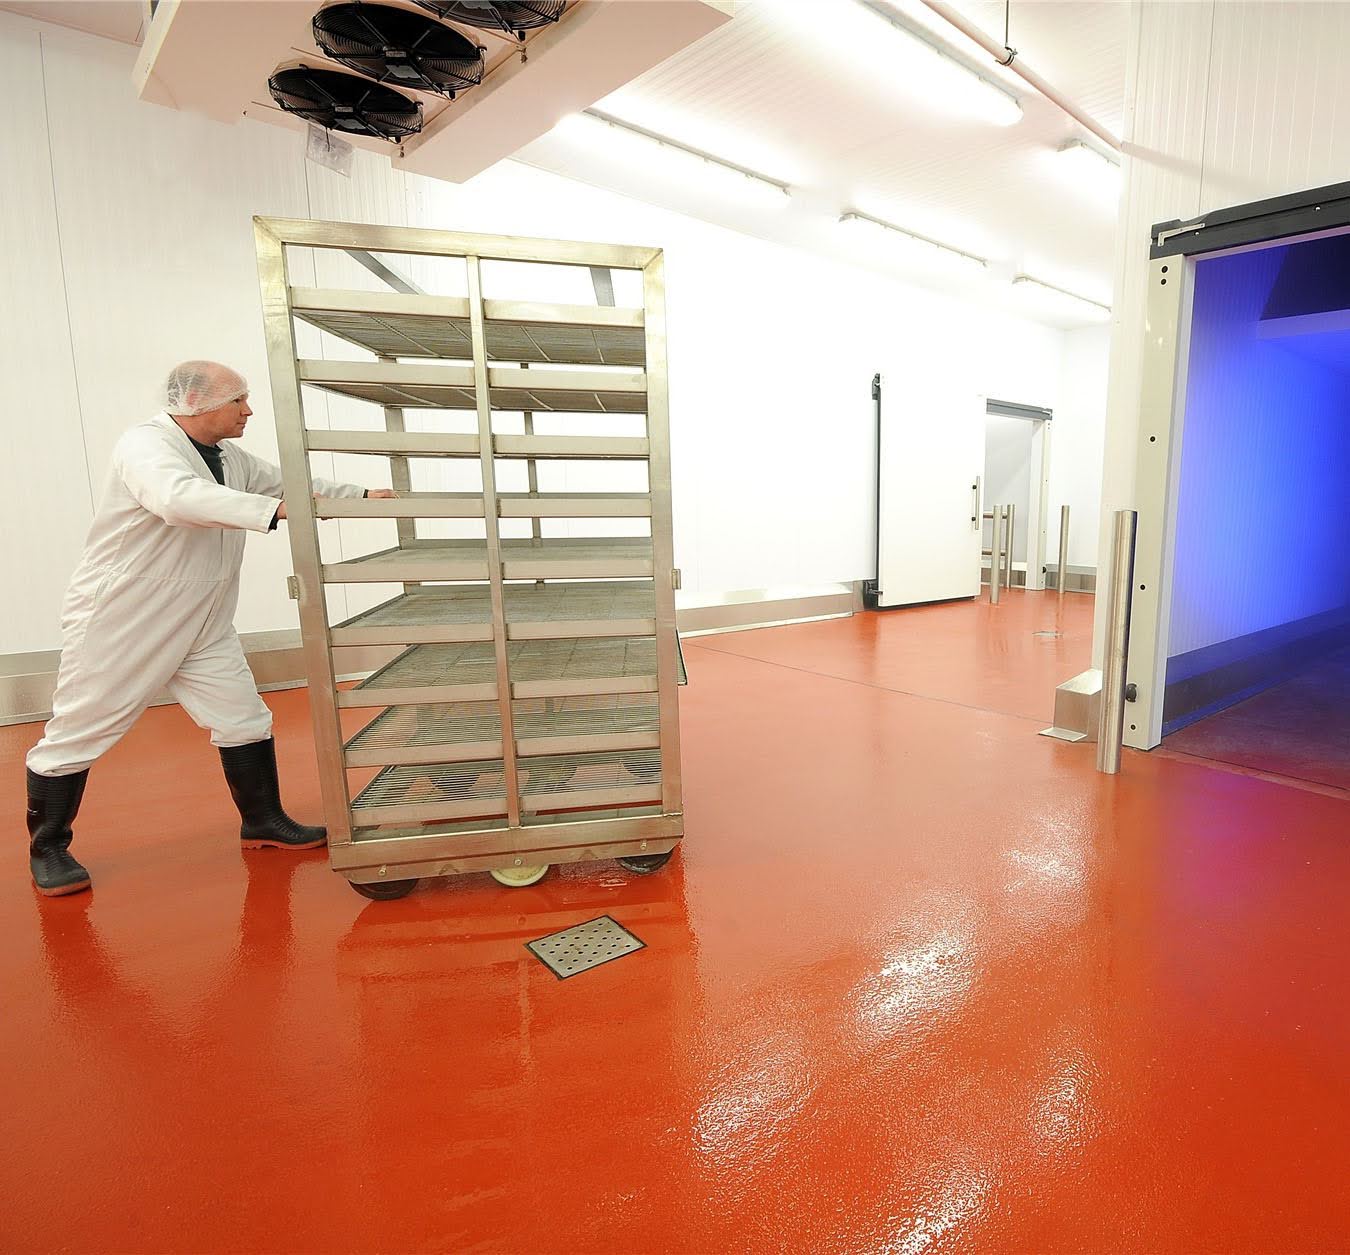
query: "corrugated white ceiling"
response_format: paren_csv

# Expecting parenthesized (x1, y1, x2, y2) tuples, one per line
(517, 0, 1129, 325)
(0, 0, 146, 44)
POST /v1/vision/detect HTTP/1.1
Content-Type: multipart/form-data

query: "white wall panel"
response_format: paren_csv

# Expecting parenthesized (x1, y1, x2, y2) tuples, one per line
(1091, 0, 1350, 662)
(4, 21, 1082, 657)
(0, 16, 94, 654)
(409, 161, 1067, 598)
(1051, 325, 1109, 569)
(36, 25, 313, 638)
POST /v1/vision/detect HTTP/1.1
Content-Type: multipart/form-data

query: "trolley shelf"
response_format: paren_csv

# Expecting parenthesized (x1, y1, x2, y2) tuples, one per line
(305, 431, 480, 458)
(315, 493, 652, 521)
(290, 287, 646, 367)
(330, 581, 658, 646)
(298, 359, 648, 413)
(322, 537, 655, 583)
(349, 749, 662, 826)
(340, 636, 676, 707)
(343, 696, 661, 766)
(304, 433, 648, 461)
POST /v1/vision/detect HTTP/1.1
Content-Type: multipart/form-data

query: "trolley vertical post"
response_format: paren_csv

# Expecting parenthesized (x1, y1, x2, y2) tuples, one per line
(253, 220, 354, 846)
(466, 256, 522, 825)
(643, 253, 684, 818)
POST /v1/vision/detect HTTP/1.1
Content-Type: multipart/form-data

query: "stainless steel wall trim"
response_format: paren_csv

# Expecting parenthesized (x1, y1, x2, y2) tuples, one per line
(1097, 509, 1138, 774)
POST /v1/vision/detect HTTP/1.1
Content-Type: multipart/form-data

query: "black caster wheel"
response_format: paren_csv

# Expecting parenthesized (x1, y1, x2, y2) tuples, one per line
(350, 876, 420, 900)
(625, 757, 661, 780)
(616, 851, 673, 875)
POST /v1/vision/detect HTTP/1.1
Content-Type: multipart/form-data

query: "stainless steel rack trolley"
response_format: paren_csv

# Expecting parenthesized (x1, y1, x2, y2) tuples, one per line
(252, 217, 683, 900)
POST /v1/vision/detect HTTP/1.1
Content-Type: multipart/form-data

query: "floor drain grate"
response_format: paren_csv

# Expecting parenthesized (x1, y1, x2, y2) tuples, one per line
(526, 915, 645, 979)
(1033, 630, 1062, 638)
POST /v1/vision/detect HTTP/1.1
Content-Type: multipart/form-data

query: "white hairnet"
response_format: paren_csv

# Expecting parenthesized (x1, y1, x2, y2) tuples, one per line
(162, 361, 248, 416)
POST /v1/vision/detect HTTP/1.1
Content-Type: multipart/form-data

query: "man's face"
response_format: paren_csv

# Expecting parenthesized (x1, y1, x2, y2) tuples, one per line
(198, 394, 253, 443)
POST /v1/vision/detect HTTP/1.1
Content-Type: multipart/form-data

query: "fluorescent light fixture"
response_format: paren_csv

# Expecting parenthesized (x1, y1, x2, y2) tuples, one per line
(1011, 275, 1111, 323)
(830, 1, 1023, 128)
(549, 111, 791, 210)
(1056, 139, 1122, 200)
(837, 210, 988, 275)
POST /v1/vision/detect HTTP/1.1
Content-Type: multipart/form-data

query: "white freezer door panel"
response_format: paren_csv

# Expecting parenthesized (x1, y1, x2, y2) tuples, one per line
(877, 386, 984, 608)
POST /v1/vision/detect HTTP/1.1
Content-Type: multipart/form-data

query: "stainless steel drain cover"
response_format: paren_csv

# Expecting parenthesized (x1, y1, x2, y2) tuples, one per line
(526, 915, 644, 979)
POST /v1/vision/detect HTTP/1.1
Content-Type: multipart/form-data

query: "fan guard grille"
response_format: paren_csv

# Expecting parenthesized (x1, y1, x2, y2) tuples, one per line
(313, 4, 484, 98)
(412, 1, 565, 38)
(268, 67, 423, 141)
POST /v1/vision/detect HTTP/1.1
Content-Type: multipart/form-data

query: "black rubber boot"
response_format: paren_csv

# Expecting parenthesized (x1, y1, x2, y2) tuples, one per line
(219, 738, 326, 850)
(26, 768, 92, 897)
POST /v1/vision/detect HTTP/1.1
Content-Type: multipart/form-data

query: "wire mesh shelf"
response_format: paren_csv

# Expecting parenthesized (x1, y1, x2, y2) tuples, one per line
(350, 748, 661, 824)
(299, 359, 648, 413)
(350, 636, 675, 702)
(332, 581, 658, 645)
(294, 298, 646, 367)
(344, 695, 662, 765)
(324, 537, 655, 582)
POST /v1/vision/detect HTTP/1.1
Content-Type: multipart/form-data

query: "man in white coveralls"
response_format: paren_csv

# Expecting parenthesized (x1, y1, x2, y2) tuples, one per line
(24, 360, 395, 896)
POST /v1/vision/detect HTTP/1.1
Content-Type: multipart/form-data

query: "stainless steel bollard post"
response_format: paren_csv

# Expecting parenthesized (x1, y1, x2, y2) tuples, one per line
(1005, 503, 1016, 591)
(989, 505, 1002, 604)
(1058, 504, 1071, 595)
(1096, 509, 1139, 774)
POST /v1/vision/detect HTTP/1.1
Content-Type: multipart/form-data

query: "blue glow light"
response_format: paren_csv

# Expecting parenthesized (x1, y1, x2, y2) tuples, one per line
(1167, 237, 1350, 691)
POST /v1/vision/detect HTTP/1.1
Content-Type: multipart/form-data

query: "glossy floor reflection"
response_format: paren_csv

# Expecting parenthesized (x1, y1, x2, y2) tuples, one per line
(4, 592, 1349, 1253)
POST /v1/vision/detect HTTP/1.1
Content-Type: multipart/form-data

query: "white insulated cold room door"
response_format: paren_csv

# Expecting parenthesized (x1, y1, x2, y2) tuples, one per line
(876, 383, 985, 608)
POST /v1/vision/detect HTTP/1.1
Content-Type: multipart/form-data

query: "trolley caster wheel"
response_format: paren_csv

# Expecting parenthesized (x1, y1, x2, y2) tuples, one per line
(624, 758, 661, 780)
(617, 851, 673, 875)
(490, 863, 550, 888)
(350, 877, 420, 900)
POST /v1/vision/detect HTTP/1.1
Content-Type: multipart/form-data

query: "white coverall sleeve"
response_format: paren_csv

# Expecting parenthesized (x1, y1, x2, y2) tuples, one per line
(117, 432, 279, 532)
(235, 447, 366, 501)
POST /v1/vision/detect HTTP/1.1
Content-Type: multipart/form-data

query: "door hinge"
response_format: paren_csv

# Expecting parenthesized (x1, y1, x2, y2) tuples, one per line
(286, 575, 300, 601)
(671, 568, 682, 591)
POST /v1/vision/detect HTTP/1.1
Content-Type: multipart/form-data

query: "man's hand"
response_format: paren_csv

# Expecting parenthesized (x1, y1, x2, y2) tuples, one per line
(275, 501, 287, 521)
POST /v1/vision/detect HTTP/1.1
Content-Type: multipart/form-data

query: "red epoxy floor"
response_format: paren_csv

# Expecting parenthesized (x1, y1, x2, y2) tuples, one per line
(4, 590, 1350, 1254)
(1165, 647, 1350, 793)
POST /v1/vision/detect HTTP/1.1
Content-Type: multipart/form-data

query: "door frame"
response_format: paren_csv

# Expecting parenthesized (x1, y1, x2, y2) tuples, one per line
(1127, 180, 1350, 750)
(983, 398, 1053, 592)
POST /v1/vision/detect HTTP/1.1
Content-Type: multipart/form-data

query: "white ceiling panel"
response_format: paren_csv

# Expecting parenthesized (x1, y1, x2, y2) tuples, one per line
(516, 0, 1129, 325)
(0, 0, 147, 44)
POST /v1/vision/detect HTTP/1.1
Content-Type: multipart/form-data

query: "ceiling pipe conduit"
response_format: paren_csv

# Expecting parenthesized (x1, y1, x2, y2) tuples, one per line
(916, 0, 1123, 153)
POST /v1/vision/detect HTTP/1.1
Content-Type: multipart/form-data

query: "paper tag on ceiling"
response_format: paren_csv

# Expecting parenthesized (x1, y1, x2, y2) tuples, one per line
(306, 124, 353, 177)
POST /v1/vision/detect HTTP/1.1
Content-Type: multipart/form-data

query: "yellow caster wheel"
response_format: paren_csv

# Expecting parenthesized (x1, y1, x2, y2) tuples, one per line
(490, 863, 550, 888)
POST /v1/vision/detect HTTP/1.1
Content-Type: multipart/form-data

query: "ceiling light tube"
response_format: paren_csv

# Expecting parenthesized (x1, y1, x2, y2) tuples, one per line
(1011, 275, 1111, 322)
(550, 111, 791, 209)
(837, 210, 988, 274)
(1056, 139, 1122, 197)
(853, 0, 1023, 127)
